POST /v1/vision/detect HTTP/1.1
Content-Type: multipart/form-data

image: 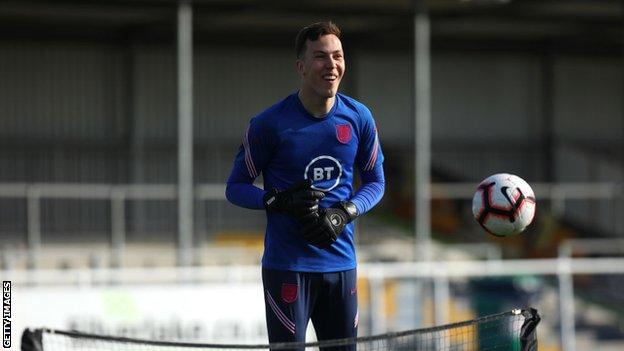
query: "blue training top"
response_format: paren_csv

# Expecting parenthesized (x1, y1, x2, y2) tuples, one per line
(226, 92, 385, 272)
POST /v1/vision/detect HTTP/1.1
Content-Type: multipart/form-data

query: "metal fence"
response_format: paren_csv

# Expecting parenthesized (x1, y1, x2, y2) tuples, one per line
(1, 182, 622, 269)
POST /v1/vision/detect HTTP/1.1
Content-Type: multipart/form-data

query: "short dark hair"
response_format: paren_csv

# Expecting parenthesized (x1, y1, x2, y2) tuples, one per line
(295, 21, 341, 59)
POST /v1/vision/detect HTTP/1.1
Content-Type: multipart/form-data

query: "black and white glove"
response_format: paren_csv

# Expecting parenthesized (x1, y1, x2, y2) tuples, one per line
(301, 201, 358, 249)
(263, 179, 325, 222)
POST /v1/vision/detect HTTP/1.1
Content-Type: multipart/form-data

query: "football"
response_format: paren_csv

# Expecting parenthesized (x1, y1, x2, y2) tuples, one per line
(472, 173, 536, 237)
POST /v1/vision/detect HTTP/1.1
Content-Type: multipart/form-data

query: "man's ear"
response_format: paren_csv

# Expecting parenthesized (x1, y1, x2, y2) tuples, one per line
(295, 59, 305, 76)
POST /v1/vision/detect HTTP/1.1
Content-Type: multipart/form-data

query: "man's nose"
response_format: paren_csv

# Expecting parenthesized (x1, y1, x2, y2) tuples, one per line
(326, 57, 337, 68)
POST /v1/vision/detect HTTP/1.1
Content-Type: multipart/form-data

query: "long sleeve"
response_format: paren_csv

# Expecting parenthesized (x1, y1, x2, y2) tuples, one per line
(350, 164, 385, 215)
(351, 104, 385, 215)
(225, 117, 275, 210)
(225, 177, 266, 210)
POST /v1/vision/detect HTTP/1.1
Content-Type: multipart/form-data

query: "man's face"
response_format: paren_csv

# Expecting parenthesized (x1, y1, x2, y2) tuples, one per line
(297, 34, 345, 99)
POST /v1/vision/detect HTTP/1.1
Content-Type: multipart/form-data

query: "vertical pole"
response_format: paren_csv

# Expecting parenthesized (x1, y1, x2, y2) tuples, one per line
(369, 276, 387, 334)
(412, 279, 424, 327)
(111, 189, 126, 268)
(433, 276, 449, 326)
(621, 0, 624, 236)
(433, 276, 450, 350)
(558, 255, 576, 351)
(26, 187, 41, 270)
(177, 0, 194, 267)
(414, 6, 432, 262)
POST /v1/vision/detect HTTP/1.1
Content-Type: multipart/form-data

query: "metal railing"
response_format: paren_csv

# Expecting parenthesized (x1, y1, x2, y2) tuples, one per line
(0, 183, 225, 268)
(1, 181, 622, 269)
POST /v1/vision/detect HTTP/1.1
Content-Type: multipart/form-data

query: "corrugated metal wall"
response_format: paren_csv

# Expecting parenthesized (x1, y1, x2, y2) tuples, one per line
(554, 57, 623, 141)
(0, 39, 622, 242)
(357, 52, 548, 181)
(0, 41, 123, 139)
(131, 46, 298, 140)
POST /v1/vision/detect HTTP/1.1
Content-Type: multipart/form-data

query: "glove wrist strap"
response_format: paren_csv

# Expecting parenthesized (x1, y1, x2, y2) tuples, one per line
(337, 201, 358, 223)
(263, 190, 280, 211)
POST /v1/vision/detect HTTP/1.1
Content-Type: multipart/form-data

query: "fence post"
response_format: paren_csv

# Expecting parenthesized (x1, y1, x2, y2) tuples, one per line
(433, 275, 450, 326)
(27, 186, 41, 270)
(111, 188, 126, 268)
(369, 274, 386, 334)
(558, 254, 576, 351)
(433, 275, 450, 350)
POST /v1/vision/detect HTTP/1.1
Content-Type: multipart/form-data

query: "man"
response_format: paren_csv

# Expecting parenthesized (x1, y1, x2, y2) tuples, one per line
(226, 22, 385, 349)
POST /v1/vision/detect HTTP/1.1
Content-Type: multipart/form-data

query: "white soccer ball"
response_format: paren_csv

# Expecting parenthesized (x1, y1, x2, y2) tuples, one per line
(472, 173, 536, 237)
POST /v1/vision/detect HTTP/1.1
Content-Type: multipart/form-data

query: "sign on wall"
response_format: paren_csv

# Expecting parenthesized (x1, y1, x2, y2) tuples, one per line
(11, 283, 269, 349)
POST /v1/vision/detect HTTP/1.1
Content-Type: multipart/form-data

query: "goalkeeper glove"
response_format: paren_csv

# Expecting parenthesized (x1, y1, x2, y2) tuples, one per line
(263, 179, 325, 221)
(300, 201, 358, 249)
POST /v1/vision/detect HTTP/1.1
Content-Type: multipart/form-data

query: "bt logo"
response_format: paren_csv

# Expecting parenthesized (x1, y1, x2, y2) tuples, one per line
(311, 167, 336, 181)
(304, 155, 343, 191)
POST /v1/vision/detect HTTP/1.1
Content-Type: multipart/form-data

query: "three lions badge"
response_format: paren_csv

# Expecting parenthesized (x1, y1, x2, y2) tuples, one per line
(336, 124, 352, 144)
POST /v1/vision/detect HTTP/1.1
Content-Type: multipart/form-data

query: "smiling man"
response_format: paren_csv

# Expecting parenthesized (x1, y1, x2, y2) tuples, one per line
(226, 21, 385, 349)
(296, 27, 344, 116)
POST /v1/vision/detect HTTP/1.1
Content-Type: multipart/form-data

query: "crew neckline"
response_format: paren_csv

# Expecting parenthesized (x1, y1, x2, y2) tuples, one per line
(294, 92, 339, 121)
